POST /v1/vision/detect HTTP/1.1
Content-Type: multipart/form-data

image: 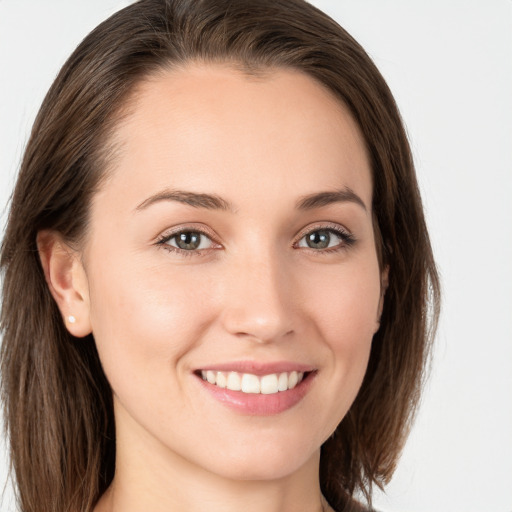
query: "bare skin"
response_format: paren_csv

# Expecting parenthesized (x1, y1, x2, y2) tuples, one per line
(39, 64, 384, 512)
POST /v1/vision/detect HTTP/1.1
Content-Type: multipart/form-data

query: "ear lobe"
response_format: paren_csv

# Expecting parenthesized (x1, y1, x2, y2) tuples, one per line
(37, 230, 92, 337)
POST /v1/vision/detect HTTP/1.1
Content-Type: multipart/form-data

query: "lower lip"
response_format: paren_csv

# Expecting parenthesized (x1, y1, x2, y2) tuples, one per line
(196, 372, 315, 416)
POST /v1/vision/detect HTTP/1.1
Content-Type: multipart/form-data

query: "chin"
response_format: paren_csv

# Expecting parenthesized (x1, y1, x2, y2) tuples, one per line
(195, 436, 320, 482)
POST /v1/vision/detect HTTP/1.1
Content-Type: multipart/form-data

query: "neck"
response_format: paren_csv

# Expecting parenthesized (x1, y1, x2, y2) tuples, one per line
(94, 408, 329, 512)
(96, 454, 327, 512)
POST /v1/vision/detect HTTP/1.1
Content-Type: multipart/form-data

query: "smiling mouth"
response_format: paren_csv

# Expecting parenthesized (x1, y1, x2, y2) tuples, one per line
(198, 370, 308, 395)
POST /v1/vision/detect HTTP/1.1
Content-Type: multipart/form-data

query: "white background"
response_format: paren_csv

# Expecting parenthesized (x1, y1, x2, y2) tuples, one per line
(1, 1, 511, 511)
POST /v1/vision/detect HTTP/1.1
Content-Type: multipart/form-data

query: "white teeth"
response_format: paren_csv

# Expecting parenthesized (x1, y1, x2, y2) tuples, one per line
(216, 372, 227, 388)
(227, 371, 241, 391)
(277, 372, 288, 391)
(200, 370, 305, 394)
(241, 373, 260, 393)
(260, 374, 279, 394)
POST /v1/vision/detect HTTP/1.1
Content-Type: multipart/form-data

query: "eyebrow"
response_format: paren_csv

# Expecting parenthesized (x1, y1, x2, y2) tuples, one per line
(134, 186, 367, 213)
(135, 189, 233, 212)
(296, 188, 367, 211)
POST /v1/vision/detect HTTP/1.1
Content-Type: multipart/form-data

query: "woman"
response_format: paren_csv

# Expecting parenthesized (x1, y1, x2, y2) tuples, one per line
(0, 1, 440, 511)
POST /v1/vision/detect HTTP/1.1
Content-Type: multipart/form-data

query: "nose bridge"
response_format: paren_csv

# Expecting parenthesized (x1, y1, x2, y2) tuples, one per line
(220, 246, 295, 343)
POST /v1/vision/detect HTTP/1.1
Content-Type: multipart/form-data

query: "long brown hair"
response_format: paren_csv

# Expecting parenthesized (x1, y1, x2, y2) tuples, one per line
(1, 1, 440, 511)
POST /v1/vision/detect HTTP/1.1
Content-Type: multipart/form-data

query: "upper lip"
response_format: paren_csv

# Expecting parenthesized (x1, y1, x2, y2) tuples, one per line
(196, 361, 315, 376)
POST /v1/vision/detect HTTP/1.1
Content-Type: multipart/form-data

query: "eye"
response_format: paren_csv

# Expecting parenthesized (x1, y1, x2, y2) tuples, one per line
(296, 227, 354, 251)
(159, 230, 215, 251)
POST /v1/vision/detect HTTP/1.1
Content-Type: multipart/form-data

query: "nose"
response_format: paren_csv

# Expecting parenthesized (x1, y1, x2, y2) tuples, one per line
(219, 251, 296, 344)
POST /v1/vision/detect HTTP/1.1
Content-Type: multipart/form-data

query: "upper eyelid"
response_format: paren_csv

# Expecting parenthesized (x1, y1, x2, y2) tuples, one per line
(294, 222, 352, 240)
(157, 224, 220, 243)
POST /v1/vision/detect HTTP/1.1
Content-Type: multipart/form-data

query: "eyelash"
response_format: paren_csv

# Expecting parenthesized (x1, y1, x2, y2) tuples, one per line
(156, 224, 356, 257)
(295, 224, 356, 254)
(156, 226, 220, 258)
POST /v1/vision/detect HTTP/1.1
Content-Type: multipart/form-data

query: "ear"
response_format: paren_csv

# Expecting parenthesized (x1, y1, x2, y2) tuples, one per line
(375, 265, 390, 332)
(37, 230, 92, 337)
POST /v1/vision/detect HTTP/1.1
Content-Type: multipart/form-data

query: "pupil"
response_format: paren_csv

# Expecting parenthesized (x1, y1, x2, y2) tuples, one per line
(307, 230, 330, 249)
(177, 232, 201, 250)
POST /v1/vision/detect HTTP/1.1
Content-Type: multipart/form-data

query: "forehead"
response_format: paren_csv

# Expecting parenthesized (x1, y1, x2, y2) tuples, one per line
(99, 63, 372, 212)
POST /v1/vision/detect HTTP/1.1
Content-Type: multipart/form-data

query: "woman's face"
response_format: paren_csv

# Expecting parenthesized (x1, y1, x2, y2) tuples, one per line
(80, 64, 384, 480)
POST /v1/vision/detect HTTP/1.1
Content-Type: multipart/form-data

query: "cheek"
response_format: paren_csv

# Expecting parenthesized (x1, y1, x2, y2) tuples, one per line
(310, 260, 381, 343)
(306, 258, 381, 389)
(86, 255, 214, 390)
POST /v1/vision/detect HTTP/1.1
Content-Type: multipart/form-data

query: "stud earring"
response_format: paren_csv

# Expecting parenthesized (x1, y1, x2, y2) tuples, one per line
(68, 315, 76, 324)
